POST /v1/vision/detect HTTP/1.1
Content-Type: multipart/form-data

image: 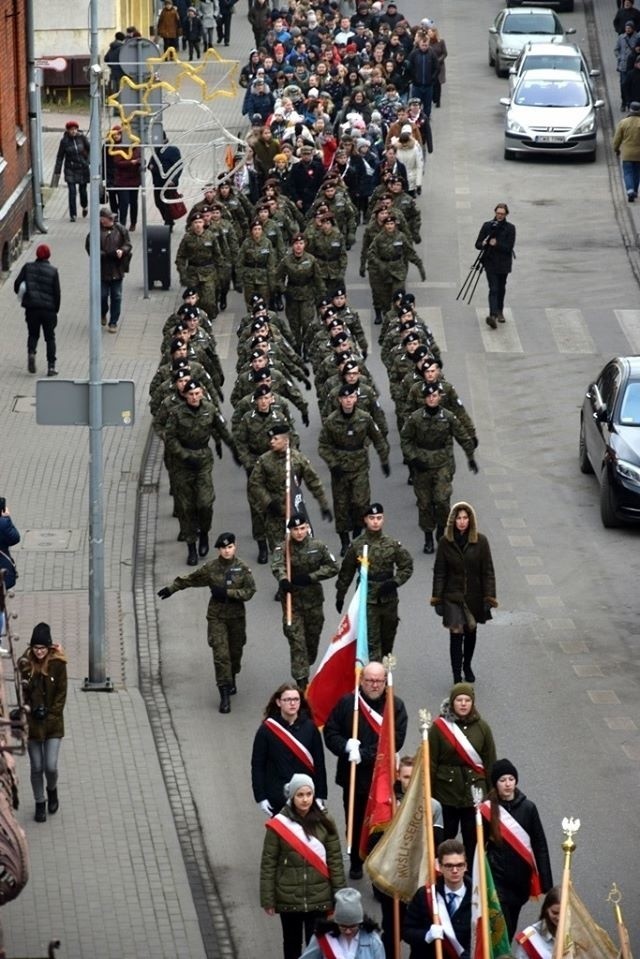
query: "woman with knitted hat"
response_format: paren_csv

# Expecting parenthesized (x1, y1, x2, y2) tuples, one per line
(260, 772, 346, 959)
(18, 623, 68, 822)
(52, 120, 90, 222)
(301, 888, 385, 959)
(13, 244, 61, 377)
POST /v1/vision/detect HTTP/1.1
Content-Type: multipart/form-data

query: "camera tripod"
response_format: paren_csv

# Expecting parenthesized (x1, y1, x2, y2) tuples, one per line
(456, 248, 486, 304)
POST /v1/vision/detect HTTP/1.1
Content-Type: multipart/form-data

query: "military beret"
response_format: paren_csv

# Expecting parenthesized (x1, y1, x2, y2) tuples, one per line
(364, 502, 384, 516)
(413, 346, 430, 363)
(253, 368, 272, 382)
(250, 349, 264, 360)
(182, 286, 199, 298)
(214, 532, 236, 548)
(253, 384, 272, 399)
(287, 512, 308, 529)
(332, 286, 347, 298)
(189, 211, 204, 222)
(320, 215, 336, 226)
(399, 317, 414, 329)
(402, 332, 420, 346)
(252, 302, 268, 315)
(319, 296, 333, 309)
(393, 288, 406, 301)
(423, 382, 442, 396)
(424, 355, 442, 369)
(324, 307, 339, 320)
(170, 337, 186, 352)
(328, 318, 343, 331)
(339, 384, 357, 397)
(252, 336, 270, 348)
(268, 422, 290, 437)
(402, 292, 416, 305)
(199, 204, 212, 214)
(172, 323, 188, 336)
(321, 179, 338, 189)
(338, 351, 355, 365)
(251, 319, 268, 332)
(250, 293, 265, 306)
(292, 232, 306, 242)
(185, 379, 201, 392)
(181, 307, 199, 320)
(314, 204, 330, 216)
(331, 332, 349, 346)
(173, 366, 192, 381)
(342, 360, 359, 373)
(250, 219, 262, 229)
(385, 213, 398, 222)
(172, 358, 190, 371)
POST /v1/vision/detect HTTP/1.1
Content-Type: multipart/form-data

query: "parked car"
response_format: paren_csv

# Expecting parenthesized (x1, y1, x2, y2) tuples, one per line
(500, 69, 604, 161)
(489, 7, 575, 78)
(579, 356, 640, 527)
(507, 0, 575, 13)
(508, 41, 600, 96)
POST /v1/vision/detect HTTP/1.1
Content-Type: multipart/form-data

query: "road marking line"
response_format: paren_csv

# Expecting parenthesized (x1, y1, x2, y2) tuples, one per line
(545, 308, 596, 353)
(477, 308, 523, 352)
(423, 307, 447, 353)
(587, 689, 620, 704)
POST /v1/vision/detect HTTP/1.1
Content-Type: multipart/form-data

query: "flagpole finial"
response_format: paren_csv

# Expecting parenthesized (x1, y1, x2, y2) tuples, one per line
(383, 654, 396, 672)
(418, 709, 431, 735)
(607, 882, 621, 906)
(561, 816, 580, 851)
(471, 785, 483, 808)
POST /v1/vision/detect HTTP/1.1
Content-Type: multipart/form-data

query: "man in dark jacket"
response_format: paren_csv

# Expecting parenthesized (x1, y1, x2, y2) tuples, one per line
(403, 839, 472, 959)
(289, 145, 326, 213)
(324, 660, 408, 879)
(86, 208, 132, 332)
(408, 35, 440, 119)
(14, 244, 61, 376)
(148, 134, 183, 227)
(474, 203, 516, 329)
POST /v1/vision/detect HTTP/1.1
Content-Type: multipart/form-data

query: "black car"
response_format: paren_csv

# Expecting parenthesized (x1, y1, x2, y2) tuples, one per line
(579, 356, 640, 527)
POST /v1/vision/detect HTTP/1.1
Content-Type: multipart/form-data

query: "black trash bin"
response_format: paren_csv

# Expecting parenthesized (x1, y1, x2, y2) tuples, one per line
(147, 225, 171, 290)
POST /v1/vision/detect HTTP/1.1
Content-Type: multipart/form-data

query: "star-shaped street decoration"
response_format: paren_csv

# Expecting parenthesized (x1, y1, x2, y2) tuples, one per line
(106, 75, 154, 130)
(104, 124, 141, 161)
(146, 46, 239, 103)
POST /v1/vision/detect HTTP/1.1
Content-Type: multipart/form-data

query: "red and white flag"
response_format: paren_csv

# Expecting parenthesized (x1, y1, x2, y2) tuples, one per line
(306, 584, 361, 728)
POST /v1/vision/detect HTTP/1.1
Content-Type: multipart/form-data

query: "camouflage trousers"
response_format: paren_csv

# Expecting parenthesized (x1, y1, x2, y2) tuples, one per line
(370, 271, 407, 313)
(191, 272, 218, 321)
(246, 475, 266, 541)
(411, 467, 453, 532)
(282, 599, 324, 683)
(206, 602, 247, 685)
(172, 457, 215, 544)
(284, 295, 316, 355)
(367, 598, 400, 661)
(330, 469, 370, 534)
(318, 267, 345, 294)
(264, 512, 287, 551)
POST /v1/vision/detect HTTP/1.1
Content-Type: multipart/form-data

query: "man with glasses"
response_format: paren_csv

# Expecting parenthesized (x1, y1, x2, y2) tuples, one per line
(474, 203, 516, 330)
(403, 839, 472, 959)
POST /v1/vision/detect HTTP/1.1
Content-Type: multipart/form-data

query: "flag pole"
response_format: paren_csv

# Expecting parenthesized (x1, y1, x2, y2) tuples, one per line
(472, 786, 490, 959)
(419, 710, 442, 959)
(347, 545, 368, 856)
(553, 817, 580, 959)
(607, 883, 633, 959)
(285, 440, 292, 627)
(383, 655, 399, 959)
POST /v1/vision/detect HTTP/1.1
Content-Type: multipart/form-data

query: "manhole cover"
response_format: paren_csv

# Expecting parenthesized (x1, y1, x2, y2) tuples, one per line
(21, 529, 80, 551)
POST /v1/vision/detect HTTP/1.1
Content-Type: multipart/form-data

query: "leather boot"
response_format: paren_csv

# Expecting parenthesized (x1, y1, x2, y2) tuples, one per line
(35, 801, 47, 822)
(374, 309, 382, 325)
(257, 540, 268, 564)
(47, 365, 58, 377)
(47, 787, 59, 814)
(187, 543, 198, 566)
(423, 531, 434, 554)
(339, 532, 351, 557)
(449, 632, 463, 684)
(229, 675, 237, 695)
(463, 630, 477, 682)
(198, 530, 210, 557)
(218, 685, 231, 714)
(28, 354, 36, 374)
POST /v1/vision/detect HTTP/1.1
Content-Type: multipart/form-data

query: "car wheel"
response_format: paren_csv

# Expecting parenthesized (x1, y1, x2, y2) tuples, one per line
(504, 148, 516, 161)
(600, 471, 620, 528)
(489, 48, 495, 67)
(578, 417, 593, 474)
(495, 59, 505, 78)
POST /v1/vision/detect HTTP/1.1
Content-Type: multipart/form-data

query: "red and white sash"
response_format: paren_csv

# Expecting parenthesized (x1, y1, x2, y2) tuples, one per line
(433, 717, 485, 775)
(515, 924, 553, 959)
(265, 813, 329, 879)
(358, 693, 383, 735)
(480, 800, 542, 897)
(425, 886, 465, 959)
(317, 932, 356, 959)
(263, 717, 315, 773)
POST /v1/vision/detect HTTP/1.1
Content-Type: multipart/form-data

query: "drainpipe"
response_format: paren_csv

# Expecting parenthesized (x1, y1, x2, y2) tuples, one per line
(26, 0, 47, 233)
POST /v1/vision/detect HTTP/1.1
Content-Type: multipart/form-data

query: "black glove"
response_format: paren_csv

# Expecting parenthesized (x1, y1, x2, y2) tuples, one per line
(331, 466, 345, 480)
(245, 466, 253, 478)
(268, 499, 282, 517)
(231, 445, 243, 467)
(346, 242, 353, 251)
(381, 462, 391, 477)
(184, 456, 200, 469)
(209, 584, 227, 600)
(409, 458, 426, 473)
(378, 579, 398, 598)
(217, 388, 225, 403)
(157, 587, 172, 600)
(359, 267, 366, 278)
(416, 186, 422, 196)
(302, 412, 310, 427)
(321, 507, 333, 522)
(273, 294, 284, 312)
(291, 572, 312, 586)
(215, 440, 223, 459)
(302, 365, 310, 377)
(279, 578, 292, 594)
(468, 457, 479, 474)
(304, 380, 312, 391)
(472, 436, 479, 449)
(336, 596, 344, 614)
(434, 603, 444, 617)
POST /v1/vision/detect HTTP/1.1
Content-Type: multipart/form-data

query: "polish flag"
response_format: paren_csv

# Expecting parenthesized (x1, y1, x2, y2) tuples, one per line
(306, 585, 361, 728)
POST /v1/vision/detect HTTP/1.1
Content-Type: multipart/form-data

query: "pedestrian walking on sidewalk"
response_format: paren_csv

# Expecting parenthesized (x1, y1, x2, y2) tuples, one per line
(613, 101, 640, 201)
(86, 207, 132, 332)
(14, 244, 61, 376)
(52, 120, 90, 222)
(18, 623, 68, 823)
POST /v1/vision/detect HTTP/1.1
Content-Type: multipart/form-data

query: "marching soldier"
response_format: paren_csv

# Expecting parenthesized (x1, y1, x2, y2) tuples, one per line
(322, 361, 388, 438)
(271, 513, 339, 687)
(336, 503, 414, 661)
(231, 365, 310, 424)
(158, 532, 256, 714)
(362, 214, 425, 324)
(388, 174, 422, 243)
(318, 385, 391, 556)
(207, 202, 240, 312)
(305, 215, 348, 292)
(237, 220, 276, 309)
(149, 340, 216, 417)
(400, 383, 479, 555)
(275, 234, 324, 355)
(331, 286, 368, 358)
(175, 212, 220, 320)
(309, 179, 358, 249)
(404, 356, 478, 446)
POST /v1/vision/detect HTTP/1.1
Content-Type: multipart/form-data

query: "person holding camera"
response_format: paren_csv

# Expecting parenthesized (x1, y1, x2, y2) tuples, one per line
(18, 623, 68, 823)
(474, 203, 516, 330)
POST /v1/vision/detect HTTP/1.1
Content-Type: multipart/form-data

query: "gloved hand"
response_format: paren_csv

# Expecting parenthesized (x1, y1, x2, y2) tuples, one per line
(215, 440, 223, 459)
(359, 266, 366, 278)
(381, 462, 391, 477)
(419, 267, 426, 282)
(331, 466, 345, 480)
(157, 587, 172, 600)
(346, 738, 361, 764)
(472, 436, 479, 449)
(259, 799, 274, 816)
(426, 925, 444, 944)
(362, 351, 368, 360)
(346, 242, 353, 251)
(209, 584, 227, 601)
(232, 446, 243, 468)
(484, 603, 493, 617)
(184, 456, 200, 469)
(279, 578, 292, 594)
(268, 499, 282, 517)
(434, 603, 444, 617)
(409, 458, 426, 473)
(321, 507, 333, 523)
(302, 365, 310, 377)
(302, 412, 310, 427)
(336, 596, 344, 614)
(291, 572, 312, 586)
(245, 466, 253, 478)
(468, 457, 479, 474)
(378, 579, 398, 598)
(217, 389, 225, 404)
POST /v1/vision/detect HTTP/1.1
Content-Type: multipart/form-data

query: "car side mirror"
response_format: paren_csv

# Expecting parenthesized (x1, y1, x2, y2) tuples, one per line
(594, 100, 605, 109)
(499, 97, 511, 106)
(589, 69, 600, 78)
(565, 27, 576, 34)
(509, 67, 516, 75)
(489, 26, 497, 34)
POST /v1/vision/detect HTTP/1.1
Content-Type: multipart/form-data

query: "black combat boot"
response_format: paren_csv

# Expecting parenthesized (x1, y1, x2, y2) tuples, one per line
(257, 540, 268, 564)
(463, 629, 477, 682)
(218, 685, 231, 714)
(28, 354, 36, 374)
(35, 802, 47, 822)
(449, 632, 463, 684)
(198, 530, 209, 557)
(47, 365, 58, 377)
(187, 543, 198, 566)
(339, 532, 351, 557)
(229, 675, 237, 695)
(374, 309, 382, 325)
(47, 787, 59, 814)
(423, 531, 434, 554)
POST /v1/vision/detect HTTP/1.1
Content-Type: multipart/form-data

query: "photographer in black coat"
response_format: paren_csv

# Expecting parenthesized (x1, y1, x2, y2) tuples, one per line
(475, 203, 516, 330)
(14, 244, 61, 376)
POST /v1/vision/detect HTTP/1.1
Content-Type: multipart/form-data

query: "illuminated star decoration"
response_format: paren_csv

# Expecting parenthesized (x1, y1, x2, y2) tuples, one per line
(104, 123, 141, 161)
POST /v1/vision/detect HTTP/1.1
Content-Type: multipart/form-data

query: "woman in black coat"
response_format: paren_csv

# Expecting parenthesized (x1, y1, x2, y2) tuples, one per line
(431, 501, 497, 684)
(13, 244, 61, 376)
(53, 120, 90, 222)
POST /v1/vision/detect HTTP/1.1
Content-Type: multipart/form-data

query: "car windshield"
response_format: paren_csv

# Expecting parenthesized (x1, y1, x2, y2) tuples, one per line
(515, 79, 588, 107)
(503, 14, 559, 34)
(619, 382, 640, 425)
(522, 55, 581, 72)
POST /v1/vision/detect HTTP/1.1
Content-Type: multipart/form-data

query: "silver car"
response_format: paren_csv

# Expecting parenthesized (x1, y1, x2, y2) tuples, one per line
(500, 69, 604, 161)
(508, 41, 600, 96)
(489, 7, 575, 78)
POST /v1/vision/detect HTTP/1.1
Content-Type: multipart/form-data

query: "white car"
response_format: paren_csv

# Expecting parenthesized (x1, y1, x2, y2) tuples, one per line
(489, 7, 575, 78)
(508, 41, 600, 96)
(500, 68, 604, 161)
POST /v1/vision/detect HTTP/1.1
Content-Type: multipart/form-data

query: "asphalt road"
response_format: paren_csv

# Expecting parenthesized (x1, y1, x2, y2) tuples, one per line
(153, 0, 640, 954)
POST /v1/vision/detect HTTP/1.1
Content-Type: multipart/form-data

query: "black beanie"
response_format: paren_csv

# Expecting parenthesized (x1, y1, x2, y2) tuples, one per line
(491, 758, 518, 788)
(30, 623, 52, 647)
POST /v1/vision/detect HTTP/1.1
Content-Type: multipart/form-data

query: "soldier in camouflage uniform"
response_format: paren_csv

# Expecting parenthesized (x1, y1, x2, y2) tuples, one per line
(149, 340, 216, 417)
(322, 360, 388, 438)
(237, 221, 277, 309)
(231, 374, 302, 433)
(331, 286, 368, 357)
(158, 531, 256, 714)
(215, 178, 250, 240)
(271, 513, 339, 686)
(236, 294, 294, 344)
(388, 175, 422, 243)
(165, 380, 238, 565)
(207, 203, 239, 312)
(400, 383, 479, 555)
(231, 363, 310, 422)
(404, 356, 478, 446)
(305, 216, 348, 292)
(309, 179, 358, 249)
(248, 422, 333, 555)
(175, 212, 220, 320)
(318, 385, 391, 556)
(275, 234, 325, 355)
(362, 215, 426, 323)
(335, 503, 414, 661)
(255, 203, 287, 262)
(162, 287, 213, 341)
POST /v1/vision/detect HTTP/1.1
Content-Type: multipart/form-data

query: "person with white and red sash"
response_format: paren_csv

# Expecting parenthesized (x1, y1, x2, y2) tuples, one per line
(514, 886, 561, 959)
(252, 682, 328, 815)
(481, 758, 553, 940)
(324, 661, 408, 879)
(301, 888, 385, 959)
(428, 683, 496, 864)
(260, 773, 346, 959)
(403, 838, 472, 959)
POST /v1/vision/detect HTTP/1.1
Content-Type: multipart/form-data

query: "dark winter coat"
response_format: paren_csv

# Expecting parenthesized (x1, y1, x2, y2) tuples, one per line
(86, 222, 132, 281)
(428, 698, 496, 808)
(474, 217, 515, 274)
(407, 47, 439, 87)
(113, 148, 142, 188)
(260, 803, 346, 912)
(54, 131, 90, 184)
(0, 515, 20, 590)
(14, 260, 61, 315)
(484, 789, 553, 905)
(289, 157, 326, 212)
(403, 876, 472, 959)
(18, 647, 68, 741)
(431, 501, 497, 628)
(251, 711, 329, 810)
